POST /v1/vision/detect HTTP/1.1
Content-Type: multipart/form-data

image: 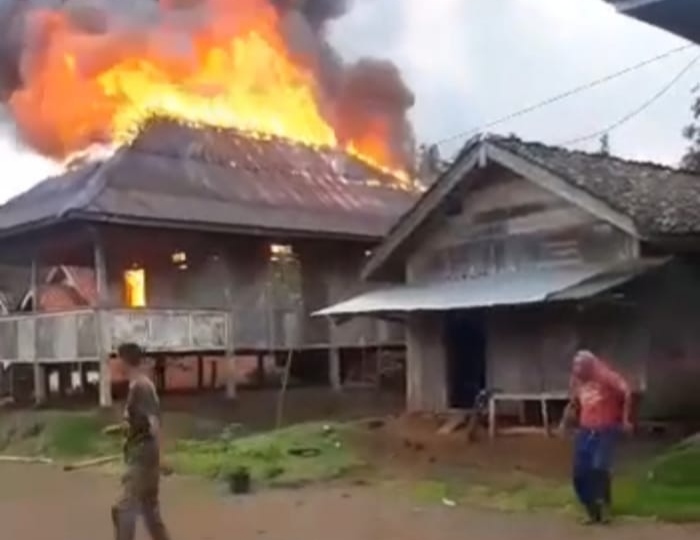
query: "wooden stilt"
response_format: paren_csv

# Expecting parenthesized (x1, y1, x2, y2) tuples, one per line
(329, 319, 341, 392)
(256, 353, 265, 388)
(224, 311, 236, 400)
(197, 356, 204, 390)
(93, 227, 112, 408)
(30, 257, 47, 406)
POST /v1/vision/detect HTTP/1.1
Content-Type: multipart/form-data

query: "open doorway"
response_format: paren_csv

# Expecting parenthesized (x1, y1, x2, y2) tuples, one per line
(444, 310, 486, 409)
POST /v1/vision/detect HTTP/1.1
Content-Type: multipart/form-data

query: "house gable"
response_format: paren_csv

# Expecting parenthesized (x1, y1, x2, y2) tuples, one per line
(364, 138, 639, 283)
(406, 161, 639, 284)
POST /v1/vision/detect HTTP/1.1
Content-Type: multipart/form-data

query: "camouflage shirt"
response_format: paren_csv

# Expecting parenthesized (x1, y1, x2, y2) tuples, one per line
(123, 375, 160, 464)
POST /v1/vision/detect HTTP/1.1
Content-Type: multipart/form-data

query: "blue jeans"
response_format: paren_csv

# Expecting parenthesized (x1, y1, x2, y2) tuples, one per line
(572, 427, 619, 514)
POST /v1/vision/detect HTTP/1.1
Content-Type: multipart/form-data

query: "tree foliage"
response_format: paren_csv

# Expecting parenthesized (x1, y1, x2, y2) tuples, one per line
(682, 85, 700, 171)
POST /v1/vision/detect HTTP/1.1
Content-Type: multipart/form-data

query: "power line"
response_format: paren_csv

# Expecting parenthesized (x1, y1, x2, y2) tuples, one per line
(560, 53, 700, 147)
(431, 43, 697, 147)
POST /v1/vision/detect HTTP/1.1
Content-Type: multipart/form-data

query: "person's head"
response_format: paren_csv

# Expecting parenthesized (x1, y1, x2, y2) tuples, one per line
(572, 349, 597, 381)
(118, 342, 143, 377)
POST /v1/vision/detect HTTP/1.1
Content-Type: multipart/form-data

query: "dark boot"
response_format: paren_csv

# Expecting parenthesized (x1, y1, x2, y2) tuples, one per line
(592, 469, 612, 524)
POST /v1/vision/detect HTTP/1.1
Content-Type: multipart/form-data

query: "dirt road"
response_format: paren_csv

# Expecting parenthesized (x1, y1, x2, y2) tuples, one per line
(1, 463, 699, 540)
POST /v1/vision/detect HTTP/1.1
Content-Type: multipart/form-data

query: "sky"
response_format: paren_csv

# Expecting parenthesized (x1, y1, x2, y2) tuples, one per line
(0, 0, 698, 203)
(330, 0, 698, 162)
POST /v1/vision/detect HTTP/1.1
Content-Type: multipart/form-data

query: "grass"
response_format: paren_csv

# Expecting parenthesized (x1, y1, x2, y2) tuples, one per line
(613, 443, 700, 522)
(170, 422, 365, 487)
(0, 410, 118, 458)
(400, 443, 700, 522)
(2, 408, 700, 520)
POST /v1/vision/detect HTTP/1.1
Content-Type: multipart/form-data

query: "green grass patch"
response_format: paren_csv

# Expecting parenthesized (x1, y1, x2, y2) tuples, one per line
(613, 444, 700, 522)
(398, 444, 700, 522)
(0, 410, 118, 458)
(170, 422, 364, 488)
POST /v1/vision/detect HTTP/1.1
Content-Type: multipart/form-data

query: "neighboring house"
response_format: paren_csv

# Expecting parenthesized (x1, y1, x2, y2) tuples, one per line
(0, 118, 414, 406)
(17, 266, 92, 311)
(318, 135, 700, 420)
(606, 0, 700, 43)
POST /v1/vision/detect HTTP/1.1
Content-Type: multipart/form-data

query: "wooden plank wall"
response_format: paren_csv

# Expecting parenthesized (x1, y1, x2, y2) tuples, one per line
(408, 168, 637, 283)
(406, 313, 447, 411)
(485, 261, 700, 419)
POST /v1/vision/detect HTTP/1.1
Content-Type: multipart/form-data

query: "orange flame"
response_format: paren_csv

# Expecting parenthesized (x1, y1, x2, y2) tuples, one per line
(9, 2, 410, 186)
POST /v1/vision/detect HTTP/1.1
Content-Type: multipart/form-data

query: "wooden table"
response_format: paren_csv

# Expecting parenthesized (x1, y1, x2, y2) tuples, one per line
(488, 391, 569, 439)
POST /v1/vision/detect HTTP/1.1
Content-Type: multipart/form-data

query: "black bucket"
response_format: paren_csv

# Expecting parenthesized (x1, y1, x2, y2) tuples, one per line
(227, 467, 251, 495)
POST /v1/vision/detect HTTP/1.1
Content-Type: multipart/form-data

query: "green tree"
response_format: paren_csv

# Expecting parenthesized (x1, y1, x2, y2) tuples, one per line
(682, 85, 700, 171)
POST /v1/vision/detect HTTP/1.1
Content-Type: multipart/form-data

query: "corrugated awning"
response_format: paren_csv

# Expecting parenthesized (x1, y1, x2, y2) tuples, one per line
(314, 259, 666, 317)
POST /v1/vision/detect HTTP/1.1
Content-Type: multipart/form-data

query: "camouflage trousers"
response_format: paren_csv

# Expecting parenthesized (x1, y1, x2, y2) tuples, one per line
(112, 461, 171, 540)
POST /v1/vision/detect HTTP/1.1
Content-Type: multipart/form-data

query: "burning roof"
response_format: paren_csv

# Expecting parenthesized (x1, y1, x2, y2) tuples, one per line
(0, 118, 417, 240)
(0, 0, 415, 180)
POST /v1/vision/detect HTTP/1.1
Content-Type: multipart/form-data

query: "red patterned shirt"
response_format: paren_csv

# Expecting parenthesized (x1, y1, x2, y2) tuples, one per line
(571, 357, 630, 429)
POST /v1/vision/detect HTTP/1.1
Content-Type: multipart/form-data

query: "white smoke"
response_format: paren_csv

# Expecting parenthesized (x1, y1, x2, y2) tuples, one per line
(0, 106, 60, 204)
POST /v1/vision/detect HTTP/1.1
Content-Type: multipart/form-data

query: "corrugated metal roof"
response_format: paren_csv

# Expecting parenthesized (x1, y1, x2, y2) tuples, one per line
(0, 119, 417, 241)
(607, 0, 700, 45)
(315, 260, 666, 316)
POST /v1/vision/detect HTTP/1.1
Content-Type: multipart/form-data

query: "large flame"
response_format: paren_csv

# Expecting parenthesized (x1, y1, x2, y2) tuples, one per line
(9, 1, 410, 185)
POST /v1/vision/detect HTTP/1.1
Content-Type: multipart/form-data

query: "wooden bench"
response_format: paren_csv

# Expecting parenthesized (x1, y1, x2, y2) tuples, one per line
(488, 391, 569, 439)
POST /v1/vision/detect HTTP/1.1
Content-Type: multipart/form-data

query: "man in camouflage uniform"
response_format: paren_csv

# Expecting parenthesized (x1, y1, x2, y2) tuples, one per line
(111, 342, 172, 540)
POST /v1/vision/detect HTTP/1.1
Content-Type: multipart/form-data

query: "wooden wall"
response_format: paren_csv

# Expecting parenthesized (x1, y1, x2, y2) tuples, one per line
(407, 167, 637, 283)
(61, 227, 397, 351)
(484, 261, 700, 419)
(406, 312, 447, 411)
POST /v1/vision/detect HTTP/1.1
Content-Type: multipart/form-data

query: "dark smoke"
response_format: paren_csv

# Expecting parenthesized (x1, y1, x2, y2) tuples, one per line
(0, 0, 415, 169)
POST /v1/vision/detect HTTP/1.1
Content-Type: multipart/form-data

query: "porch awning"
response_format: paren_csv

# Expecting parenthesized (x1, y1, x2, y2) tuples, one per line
(314, 259, 666, 317)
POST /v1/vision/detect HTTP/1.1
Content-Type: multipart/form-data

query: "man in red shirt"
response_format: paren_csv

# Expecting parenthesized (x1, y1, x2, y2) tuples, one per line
(560, 350, 633, 524)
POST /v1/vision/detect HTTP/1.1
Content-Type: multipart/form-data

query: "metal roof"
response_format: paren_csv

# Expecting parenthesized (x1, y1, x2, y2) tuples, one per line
(607, 0, 700, 44)
(315, 260, 665, 316)
(0, 119, 417, 241)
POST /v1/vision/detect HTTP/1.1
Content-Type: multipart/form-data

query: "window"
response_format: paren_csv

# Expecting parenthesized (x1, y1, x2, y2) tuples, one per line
(124, 268, 147, 308)
(269, 243, 293, 262)
(171, 251, 188, 270)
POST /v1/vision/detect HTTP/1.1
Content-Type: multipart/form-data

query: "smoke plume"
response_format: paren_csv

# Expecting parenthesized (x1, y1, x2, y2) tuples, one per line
(0, 0, 415, 169)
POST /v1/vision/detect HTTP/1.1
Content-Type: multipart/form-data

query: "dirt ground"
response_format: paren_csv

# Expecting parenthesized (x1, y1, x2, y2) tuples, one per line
(1, 463, 699, 540)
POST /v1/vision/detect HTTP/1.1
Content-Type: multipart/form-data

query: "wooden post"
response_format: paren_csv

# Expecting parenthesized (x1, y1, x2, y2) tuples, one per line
(224, 312, 236, 400)
(58, 365, 71, 397)
(329, 319, 341, 392)
(256, 353, 265, 388)
(488, 395, 497, 439)
(540, 397, 551, 436)
(154, 357, 166, 392)
(79, 362, 89, 393)
(196, 356, 204, 390)
(30, 257, 47, 406)
(211, 360, 218, 388)
(93, 228, 112, 408)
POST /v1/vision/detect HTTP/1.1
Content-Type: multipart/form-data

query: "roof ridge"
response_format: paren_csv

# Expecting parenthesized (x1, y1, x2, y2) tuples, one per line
(487, 133, 700, 178)
(56, 148, 128, 218)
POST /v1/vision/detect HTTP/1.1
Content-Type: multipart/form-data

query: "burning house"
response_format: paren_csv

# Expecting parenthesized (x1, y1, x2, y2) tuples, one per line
(0, 0, 420, 406)
(0, 118, 415, 406)
(319, 136, 700, 428)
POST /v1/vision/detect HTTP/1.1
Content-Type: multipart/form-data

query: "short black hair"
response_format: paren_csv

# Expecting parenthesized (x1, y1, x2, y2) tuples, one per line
(118, 342, 143, 367)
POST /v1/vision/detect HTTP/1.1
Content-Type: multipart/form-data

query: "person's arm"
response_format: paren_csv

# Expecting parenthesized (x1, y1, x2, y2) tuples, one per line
(140, 380, 171, 474)
(558, 378, 579, 434)
(601, 366, 633, 431)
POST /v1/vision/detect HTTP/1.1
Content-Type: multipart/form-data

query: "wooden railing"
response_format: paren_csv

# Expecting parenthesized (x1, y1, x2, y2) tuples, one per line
(0, 309, 98, 363)
(0, 306, 403, 363)
(108, 308, 229, 353)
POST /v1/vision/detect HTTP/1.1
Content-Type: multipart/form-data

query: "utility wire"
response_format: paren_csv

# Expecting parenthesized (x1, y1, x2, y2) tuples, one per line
(559, 54, 700, 146)
(431, 43, 697, 147)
